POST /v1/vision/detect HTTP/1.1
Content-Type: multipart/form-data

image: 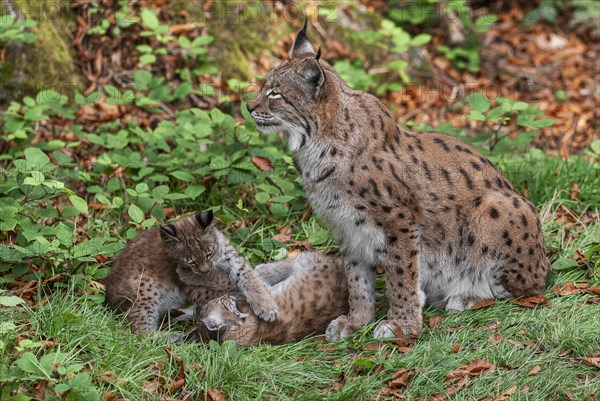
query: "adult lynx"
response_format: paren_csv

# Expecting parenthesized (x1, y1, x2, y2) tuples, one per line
(246, 20, 550, 339)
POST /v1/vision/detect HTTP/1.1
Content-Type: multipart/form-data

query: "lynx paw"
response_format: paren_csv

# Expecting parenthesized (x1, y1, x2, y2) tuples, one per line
(373, 319, 422, 340)
(325, 315, 360, 342)
(249, 297, 280, 322)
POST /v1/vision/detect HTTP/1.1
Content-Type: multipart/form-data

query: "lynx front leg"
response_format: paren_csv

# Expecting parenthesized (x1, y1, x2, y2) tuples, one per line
(373, 235, 424, 339)
(326, 261, 376, 341)
(214, 250, 280, 322)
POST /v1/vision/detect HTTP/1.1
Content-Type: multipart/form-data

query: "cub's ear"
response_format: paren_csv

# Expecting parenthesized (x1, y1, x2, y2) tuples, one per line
(195, 210, 214, 228)
(159, 224, 178, 243)
(290, 17, 316, 59)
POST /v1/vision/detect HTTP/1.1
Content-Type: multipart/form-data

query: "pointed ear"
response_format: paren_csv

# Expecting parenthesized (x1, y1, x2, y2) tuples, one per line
(159, 224, 178, 243)
(195, 210, 214, 228)
(302, 58, 326, 99)
(290, 17, 316, 59)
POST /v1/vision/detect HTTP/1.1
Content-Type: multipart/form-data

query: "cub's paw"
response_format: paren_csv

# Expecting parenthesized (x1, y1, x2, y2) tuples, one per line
(249, 297, 280, 322)
(325, 315, 360, 342)
(373, 319, 422, 340)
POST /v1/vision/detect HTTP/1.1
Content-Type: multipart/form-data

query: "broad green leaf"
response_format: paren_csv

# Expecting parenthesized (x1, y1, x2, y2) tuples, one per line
(55, 223, 73, 245)
(255, 192, 270, 204)
(467, 110, 486, 121)
(552, 258, 579, 271)
(135, 183, 149, 193)
(270, 204, 288, 216)
(140, 54, 156, 65)
(185, 184, 205, 199)
(140, 8, 159, 29)
(23, 171, 44, 186)
(14, 352, 41, 374)
(170, 170, 194, 182)
(128, 204, 144, 223)
(0, 295, 25, 306)
(410, 33, 431, 47)
(24, 147, 50, 170)
(69, 195, 88, 214)
(466, 93, 491, 113)
(308, 230, 330, 246)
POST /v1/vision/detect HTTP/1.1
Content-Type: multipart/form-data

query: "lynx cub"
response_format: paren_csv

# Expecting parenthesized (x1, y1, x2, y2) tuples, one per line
(104, 211, 279, 333)
(246, 20, 550, 340)
(197, 252, 349, 346)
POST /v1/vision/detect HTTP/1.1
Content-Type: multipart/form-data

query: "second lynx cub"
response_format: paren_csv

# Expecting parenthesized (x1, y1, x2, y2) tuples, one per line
(197, 252, 349, 346)
(104, 211, 279, 333)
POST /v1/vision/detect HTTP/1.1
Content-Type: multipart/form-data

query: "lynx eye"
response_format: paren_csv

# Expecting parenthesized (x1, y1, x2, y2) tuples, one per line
(267, 89, 281, 100)
(205, 248, 214, 257)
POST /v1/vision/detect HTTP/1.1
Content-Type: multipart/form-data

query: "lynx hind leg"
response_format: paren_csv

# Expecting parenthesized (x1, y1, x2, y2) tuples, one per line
(122, 280, 186, 334)
(461, 196, 550, 304)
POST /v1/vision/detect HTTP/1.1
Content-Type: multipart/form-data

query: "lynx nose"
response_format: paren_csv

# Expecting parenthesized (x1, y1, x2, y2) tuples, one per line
(246, 100, 258, 114)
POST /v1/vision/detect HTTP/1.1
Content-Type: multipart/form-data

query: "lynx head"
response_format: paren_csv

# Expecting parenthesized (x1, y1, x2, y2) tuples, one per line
(196, 295, 256, 344)
(246, 18, 335, 151)
(159, 210, 217, 274)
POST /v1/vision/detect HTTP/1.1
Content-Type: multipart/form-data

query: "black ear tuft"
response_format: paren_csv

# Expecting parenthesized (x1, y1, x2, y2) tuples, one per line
(290, 16, 316, 59)
(316, 46, 322, 60)
(195, 210, 214, 228)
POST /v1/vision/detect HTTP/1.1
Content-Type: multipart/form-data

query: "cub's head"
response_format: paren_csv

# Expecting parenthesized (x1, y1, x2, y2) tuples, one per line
(246, 19, 335, 149)
(159, 210, 217, 274)
(196, 295, 257, 345)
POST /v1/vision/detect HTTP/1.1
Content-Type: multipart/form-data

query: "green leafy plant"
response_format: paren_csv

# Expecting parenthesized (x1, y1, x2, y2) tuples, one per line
(463, 92, 555, 154)
(337, 19, 431, 93)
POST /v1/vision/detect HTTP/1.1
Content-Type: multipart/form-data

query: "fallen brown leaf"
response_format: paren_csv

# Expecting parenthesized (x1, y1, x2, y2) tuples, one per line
(587, 296, 600, 304)
(272, 226, 291, 243)
(104, 392, 116, 401)
(363, 342, 385, 351)
(381, 386, 405, 399)
(168, 379, 185, 394)
(558, 349, 573, 357)
(470, 299, 496, 310)
(528, 365, 541, 376)
(428, 316, 444, 328)
(494, 385, 517, 401)
(89, 203, 108, 211)
(207, 388, 227, 401)
(446, 359, 495, 385)
(169, 23, 197, 35)
(451, 343, 462, 353)
(443, 325, 466, 333)
(570, 182, 580, 200)
(553, 282, 590, 296)
(251, 156, 273, 171)
(565, 391, 576, 401)
(588, 286, 600, 295)
(388, 368, 412, 388)
(488, 333, 503, 344)
(464, 359, 496, 375)
(581, 357, 600, 369)
(510, 294, 548, 308)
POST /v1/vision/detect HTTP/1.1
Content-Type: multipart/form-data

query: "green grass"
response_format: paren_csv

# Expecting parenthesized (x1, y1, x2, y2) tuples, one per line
(1, 152, 599, 401)
(1, 274, 599, 400)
